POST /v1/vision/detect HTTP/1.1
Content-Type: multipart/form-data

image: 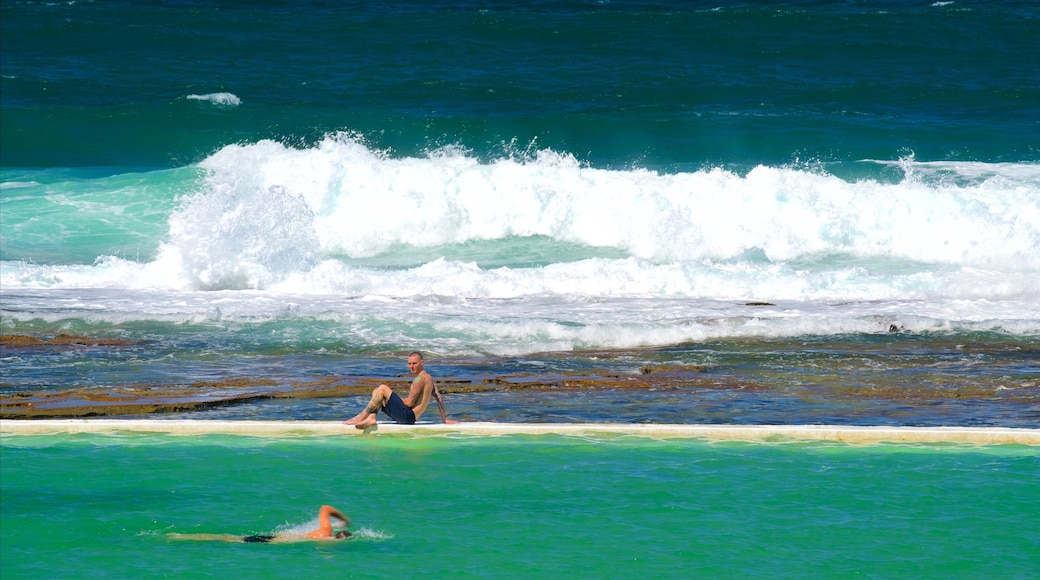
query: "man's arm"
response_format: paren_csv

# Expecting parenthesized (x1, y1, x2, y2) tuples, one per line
(312, 505, 350, 537)
(321, 505, 349, 524)
(432, 383, 460, 424)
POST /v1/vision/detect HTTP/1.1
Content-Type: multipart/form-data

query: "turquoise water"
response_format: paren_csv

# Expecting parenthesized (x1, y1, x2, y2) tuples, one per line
(2, 433, 1038, 579)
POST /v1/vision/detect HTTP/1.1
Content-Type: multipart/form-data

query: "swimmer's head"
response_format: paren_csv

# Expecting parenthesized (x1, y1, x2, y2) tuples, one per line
(335, 530, 351, 539)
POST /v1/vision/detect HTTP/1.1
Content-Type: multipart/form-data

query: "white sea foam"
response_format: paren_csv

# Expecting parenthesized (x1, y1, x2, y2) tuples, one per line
(0, 283, 1037, 354)
(181, 135, 1038, 266)
(4, 251, 1038, 304)
(2, 135, 1038, 349)
(138, 134, 1040, 295)
(185, 92, 241, 106)
(4, 135, 1040, 301)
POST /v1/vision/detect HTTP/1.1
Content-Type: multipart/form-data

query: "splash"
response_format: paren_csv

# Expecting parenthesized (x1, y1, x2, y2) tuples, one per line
(272, 517, 391, 541)
(350, 527, 394, 541)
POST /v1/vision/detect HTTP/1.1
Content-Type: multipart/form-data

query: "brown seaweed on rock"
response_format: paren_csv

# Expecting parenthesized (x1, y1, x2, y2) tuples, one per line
(1, 333, 140, 347)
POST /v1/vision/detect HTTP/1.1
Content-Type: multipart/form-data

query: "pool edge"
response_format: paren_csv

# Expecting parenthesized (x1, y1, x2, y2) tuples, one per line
(2, 419, 1038, 445)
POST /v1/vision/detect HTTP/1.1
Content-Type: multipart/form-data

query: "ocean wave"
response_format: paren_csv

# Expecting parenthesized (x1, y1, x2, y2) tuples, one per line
(167, 134, 1040, 283)
(3, 134, 1038, 300)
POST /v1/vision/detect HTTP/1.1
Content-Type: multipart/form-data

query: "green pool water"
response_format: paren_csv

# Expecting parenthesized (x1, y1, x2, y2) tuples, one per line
(2, 433, 1037, 579)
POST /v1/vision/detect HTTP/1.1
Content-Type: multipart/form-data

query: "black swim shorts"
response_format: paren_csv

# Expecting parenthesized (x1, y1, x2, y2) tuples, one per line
(382, 392, 416, 424)
(242, 534, 275, 543)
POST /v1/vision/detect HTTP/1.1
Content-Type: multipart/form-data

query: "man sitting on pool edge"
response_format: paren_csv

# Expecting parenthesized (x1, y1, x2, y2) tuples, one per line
(343, 351, 460, 430)
(168, 505, 351, 543)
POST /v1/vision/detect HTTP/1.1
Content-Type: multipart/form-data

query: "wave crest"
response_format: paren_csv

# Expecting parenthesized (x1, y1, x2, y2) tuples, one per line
(185, 92, 241, 106)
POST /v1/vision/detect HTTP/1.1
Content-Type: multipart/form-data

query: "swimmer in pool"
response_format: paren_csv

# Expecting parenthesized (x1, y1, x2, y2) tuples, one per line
(168, 505, 350, 543)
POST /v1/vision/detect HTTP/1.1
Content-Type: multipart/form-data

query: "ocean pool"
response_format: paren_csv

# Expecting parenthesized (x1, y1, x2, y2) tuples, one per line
(2, 426, 1037, 579)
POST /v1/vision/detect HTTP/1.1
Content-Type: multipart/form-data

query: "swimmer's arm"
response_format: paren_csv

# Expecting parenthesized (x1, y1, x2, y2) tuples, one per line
(310, 504, 350, 537)
(321, 505, 350, 525)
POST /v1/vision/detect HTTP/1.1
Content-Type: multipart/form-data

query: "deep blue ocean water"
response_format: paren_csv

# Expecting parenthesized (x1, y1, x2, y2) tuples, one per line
(4, 1, 1039, 169)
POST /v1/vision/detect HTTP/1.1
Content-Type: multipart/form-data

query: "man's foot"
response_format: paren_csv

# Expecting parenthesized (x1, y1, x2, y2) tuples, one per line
(353, 415, 378, 430)
(343, 412, 368, 426)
